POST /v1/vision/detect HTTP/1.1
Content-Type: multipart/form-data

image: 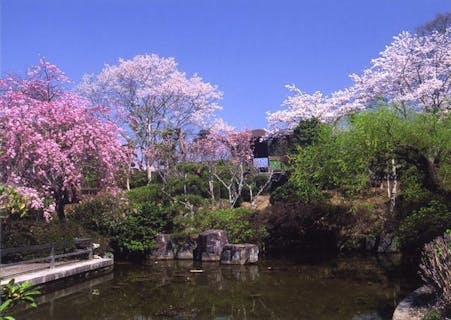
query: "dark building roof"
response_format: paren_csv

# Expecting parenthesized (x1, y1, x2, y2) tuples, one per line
(251, 129, 267, 138)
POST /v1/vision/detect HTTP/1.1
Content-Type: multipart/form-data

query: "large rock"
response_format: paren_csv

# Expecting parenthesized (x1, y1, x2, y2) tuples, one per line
(194, 230, 228, 262)
(174, 239, 197, 260)
(220, 244, 259, 265)
(377, 232, 400, 253)
(149, 234, 174, 260)
(392, 286, 434, 320)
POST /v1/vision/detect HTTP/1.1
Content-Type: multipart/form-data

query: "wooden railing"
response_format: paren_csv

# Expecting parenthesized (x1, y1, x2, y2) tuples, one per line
(0, 238, 93, 278)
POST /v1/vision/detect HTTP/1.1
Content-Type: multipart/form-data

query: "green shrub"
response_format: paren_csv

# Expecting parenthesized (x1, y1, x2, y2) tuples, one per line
(110, 203, 173, 256)
(171, 194, 206, 213)
(398, 200, 451, 251)
(399, 166, 432, 203)
(70, 192, 174, 258)
(423, 308, 441, 320)
(69, 193, 127, 235)
(127, 184, 165, 207)
(172, 163, 210, 195)
(129, 169, 149, 189)
(270, 181, 299, 204)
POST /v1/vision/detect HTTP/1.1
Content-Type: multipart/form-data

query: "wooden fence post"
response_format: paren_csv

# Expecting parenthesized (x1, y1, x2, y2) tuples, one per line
(50, 245, 55, 269)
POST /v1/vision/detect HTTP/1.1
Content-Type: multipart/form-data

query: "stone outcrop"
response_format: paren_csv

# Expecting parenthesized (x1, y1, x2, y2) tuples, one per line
(220, 244, 259, 265)
(377, 232, 400, 253)
(174, 239, 197, 260)
(149, 230, 259, 265)
(149, 234, 174, 260)
(194, 230, 228, 262)
(392, 286, 434, 320)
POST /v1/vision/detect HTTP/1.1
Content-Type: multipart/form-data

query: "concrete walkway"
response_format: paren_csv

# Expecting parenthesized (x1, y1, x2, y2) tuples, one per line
(0, 257, 113, 286)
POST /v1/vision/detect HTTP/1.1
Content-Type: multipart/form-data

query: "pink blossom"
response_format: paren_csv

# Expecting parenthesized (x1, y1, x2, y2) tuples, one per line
(0, 60, 130, 219)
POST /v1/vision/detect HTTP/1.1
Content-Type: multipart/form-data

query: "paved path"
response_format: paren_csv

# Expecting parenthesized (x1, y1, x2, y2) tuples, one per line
(0, 261, 73, 279)
(0, 258, 113, 285)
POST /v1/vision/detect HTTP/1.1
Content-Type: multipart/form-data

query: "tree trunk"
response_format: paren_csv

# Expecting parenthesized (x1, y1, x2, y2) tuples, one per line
(208, 179, 215, 202)
(146, 162, 153, 184)
(55, 198, 66, 221)
(389, 158, 397, 214)
(126, 175, 131, 191)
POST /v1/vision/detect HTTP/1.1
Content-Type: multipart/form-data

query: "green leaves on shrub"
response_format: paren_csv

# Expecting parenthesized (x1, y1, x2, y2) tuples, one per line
(398, 200, 451, 251)
(70, 192, 174, 257)
(127, 184, 165, 206)
(0, 280, 40, 320)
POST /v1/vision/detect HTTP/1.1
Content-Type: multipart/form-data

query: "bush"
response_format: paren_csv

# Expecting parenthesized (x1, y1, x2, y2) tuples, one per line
(419, 232, 451, 315)
(70, 192, 174, 258)
(398, 200, 451, 251)
(166, 163, 210, 197)
(270, 181, 299, 204)
(68, 192, 127, 235)
(128, 169, 149, 189)
(423, 308, 441, 320)
(127, 184, 166, 207)
(185, 208, 267, 246)
(110, 203, 174, 257)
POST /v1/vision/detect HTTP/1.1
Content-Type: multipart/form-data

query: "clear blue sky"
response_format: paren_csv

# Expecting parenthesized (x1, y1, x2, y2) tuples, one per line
(1, 0, 450, 129)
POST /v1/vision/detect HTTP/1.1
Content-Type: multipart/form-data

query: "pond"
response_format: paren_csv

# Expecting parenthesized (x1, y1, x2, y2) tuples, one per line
(14, 255, 419, 320)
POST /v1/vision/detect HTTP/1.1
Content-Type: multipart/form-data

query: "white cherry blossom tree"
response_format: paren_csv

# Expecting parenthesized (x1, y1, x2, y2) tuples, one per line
(79, 54, 222, 183)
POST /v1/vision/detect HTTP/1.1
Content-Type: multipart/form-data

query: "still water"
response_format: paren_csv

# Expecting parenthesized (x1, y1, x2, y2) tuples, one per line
(14, 255, 419, 320)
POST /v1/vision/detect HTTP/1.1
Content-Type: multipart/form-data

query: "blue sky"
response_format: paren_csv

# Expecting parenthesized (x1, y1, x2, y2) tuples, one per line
(1, 0, 450, 129)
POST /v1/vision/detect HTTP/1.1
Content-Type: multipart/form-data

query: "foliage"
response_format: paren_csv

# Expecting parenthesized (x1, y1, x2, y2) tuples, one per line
(0, 185, 29, 218)
(287, 109, 451, 206)
(419, 232, 451, 314)
(164, 162, 210, 198)
(183, 208, 267, 245)
(69, 193, 127, 235)
(127, 184, 167, 207)
(398, 166, 432, 204)
(0, 59, 129, 220)
(269, 181, 298, 204)
(128, 169, 149, 189)
(289, 123, 365, 202)
(398, 201, 451, 251)
(110, 203, 173, 256)
(0, 280, 40, 320)
(423, 308, 441, 320)
(70, 192, 174, 257)
(291, 118, 323, 147)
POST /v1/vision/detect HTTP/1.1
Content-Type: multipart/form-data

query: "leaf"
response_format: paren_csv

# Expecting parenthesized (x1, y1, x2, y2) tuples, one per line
(0, 300, 12, 312)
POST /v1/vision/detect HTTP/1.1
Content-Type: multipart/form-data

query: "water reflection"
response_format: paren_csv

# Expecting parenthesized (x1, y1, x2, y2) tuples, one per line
(14, 256, 419, 320)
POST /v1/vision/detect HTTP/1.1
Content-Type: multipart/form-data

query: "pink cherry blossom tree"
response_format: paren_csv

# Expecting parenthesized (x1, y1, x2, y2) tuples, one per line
(79, 54, 222, 184)
(187, 123, 254, 208)
(0, 59, 129, 220)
